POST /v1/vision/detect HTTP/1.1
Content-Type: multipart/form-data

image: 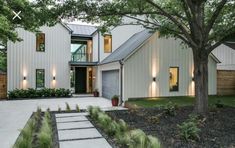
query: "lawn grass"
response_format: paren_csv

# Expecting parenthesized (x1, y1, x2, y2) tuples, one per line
(127, 95, 235, 108)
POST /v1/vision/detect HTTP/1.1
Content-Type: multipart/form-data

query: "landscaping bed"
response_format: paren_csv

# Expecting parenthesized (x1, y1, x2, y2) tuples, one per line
(107, 106, 235, 148)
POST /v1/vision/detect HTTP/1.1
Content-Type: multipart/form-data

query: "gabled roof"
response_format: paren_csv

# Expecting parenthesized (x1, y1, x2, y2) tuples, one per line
(100, 29, 153, 65)
(67, 24, 97, 36)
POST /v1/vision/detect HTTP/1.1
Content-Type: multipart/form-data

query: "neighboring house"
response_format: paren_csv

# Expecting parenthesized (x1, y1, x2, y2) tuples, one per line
(212, 42, 235, 95)
(7, 23, 220, 100)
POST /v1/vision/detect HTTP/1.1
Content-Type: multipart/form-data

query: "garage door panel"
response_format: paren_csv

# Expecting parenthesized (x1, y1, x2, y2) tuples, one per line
(102, 70, 119, 99)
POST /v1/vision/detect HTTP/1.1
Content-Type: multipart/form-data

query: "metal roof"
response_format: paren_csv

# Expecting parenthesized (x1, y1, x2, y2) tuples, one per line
(67, 24, 97, 36)
(100, 29, 153, 65)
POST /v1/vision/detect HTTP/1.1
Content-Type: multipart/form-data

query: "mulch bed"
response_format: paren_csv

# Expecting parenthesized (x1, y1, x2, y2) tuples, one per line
(107, 106, 235, 148)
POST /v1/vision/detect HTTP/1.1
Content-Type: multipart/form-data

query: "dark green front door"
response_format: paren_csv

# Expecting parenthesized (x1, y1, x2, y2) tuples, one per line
(75, 67, 87, 94)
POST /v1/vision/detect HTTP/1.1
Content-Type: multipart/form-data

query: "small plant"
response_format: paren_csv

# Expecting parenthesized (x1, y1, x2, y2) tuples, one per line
(76, 104, 80, 112)
(177, 115, 201, 141)
(38, 111, 52, 148)
(111, 95, 119, 106)
(88, 106, 102, 120)
(58, 106, 62, 112)
(164, 101, 178, 116)
(93, 89, 99, 97)
(65, 102, 71, 112)
(215, 100, 224, 108)
(147, 135, 161, 148)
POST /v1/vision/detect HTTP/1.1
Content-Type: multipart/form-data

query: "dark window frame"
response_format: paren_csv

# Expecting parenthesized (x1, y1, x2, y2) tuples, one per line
(36, 69, 45, 88)
(104, 34, 112, 53)
(169, 67, 179, 92)
(36, 33, 45, 52)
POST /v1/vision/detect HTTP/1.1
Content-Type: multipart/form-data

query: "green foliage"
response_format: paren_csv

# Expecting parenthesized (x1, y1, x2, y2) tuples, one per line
(88, 106, 161, 148)
(65, 102, 71, 112)
(215, 100, 224, 108)
(76, 104, 80, 112)
(0, 0, 59, 43)
(0, 51, 6, 72)
(8, 88, 71, 99)
(58, 106, 62, 112)
(163, 101, 178, 116)
(38, 111, 52, 148)
(177, 115, 201, 141)
(14, 118, 35, 148)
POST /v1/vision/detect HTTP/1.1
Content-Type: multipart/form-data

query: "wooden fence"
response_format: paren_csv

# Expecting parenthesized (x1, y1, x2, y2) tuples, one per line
(217, 70, 235, 95)
(0, 73, 7, 99)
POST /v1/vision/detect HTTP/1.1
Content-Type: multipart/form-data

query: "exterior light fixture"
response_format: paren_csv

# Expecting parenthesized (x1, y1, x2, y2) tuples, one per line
(153, 77, 156, 82)
(23, 76, 26, 80)
(53, 76, 56, 80)
(192, 77, 195, 81)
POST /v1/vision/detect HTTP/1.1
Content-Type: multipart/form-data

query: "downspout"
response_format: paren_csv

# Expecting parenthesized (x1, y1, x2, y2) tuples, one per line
(119, 60, 124, 106)
(98, 30, 100, 63)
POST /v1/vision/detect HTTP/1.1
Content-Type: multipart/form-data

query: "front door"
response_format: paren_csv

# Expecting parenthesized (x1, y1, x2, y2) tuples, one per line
(75, 67, 87, 94)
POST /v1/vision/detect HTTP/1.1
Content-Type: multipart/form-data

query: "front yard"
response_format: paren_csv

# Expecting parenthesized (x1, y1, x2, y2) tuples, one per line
(126, 95, 235, 108)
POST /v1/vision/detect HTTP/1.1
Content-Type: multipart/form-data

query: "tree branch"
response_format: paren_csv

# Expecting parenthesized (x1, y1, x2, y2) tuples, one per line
(205, 0, 228, 35)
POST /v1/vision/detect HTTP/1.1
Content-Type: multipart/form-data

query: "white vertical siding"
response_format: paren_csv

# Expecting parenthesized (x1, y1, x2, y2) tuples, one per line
(7, 24, 71, 91)
(123, 34, 217, 100)
(212, 44, 235, 70)
(99, 25, 144, 61)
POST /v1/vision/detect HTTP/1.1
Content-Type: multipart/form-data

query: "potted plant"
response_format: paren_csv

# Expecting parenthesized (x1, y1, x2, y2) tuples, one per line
(112, 95, 119, 106)
(93, 89, 99, 97)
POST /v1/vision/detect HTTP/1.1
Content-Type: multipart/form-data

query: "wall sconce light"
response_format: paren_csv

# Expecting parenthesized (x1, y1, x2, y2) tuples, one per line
(53, 76, 56, 80)
(23, 76, 26, 80)
(192, 77, 195, 81)
(153, 77, 156, 82)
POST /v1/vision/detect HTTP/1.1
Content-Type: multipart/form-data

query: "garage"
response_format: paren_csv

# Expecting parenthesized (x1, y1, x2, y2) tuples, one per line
(102, 70, 119, 99)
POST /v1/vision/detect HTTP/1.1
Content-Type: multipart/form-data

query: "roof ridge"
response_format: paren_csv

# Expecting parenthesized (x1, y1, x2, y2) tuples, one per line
(66, 23, 98, 28)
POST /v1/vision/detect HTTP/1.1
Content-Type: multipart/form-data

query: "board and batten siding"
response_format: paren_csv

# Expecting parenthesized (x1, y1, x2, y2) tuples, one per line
(123, 33, 217, 100)
(212, 44, 235, 70)
(7, 24, 71, 91)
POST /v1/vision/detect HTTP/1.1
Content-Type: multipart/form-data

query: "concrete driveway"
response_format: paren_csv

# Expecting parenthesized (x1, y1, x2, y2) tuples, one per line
(0, 97, 111, 148)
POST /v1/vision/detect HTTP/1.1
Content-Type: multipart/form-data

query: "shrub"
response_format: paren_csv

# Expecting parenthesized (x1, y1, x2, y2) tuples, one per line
(14, 119, 35, 148)
(163, 101, 178, 116)
(8, 88, 71, 99)
(76, 104, 80, 112)
(215, 100, 224, 108)
(88, 106, 161, 148)
(38, 111, 52, 148)
(58, 106, 62, 112)
(147, 135, 161, 148)
(177, 115, 200, 141)
(65, 102, 71, 112)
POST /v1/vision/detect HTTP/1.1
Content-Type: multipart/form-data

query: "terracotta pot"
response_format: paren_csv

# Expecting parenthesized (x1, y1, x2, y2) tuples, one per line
(93, 91, 99, 97)
(112, 98, 119, 106)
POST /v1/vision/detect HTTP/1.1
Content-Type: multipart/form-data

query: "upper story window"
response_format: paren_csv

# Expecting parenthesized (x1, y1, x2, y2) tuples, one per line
(104, 35, 112, 53)
(36, 69, 45, 88)
(169, 67, 179, 92)
(36, 33, 45, 52)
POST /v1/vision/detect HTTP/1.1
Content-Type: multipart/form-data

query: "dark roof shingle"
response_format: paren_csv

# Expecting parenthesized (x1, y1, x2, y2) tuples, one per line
(67, 24, 97, 36)
(100, 29, 153, 64)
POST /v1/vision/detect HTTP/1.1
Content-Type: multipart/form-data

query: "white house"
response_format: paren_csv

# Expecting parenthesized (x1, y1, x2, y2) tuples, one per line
(7, 23, 220, 101)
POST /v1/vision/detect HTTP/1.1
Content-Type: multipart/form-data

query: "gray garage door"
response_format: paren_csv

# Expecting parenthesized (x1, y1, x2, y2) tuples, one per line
(102, 70, 119, 99)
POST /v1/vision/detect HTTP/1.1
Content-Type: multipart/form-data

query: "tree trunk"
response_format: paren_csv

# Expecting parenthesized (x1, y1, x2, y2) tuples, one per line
(193, 53, 209, 115)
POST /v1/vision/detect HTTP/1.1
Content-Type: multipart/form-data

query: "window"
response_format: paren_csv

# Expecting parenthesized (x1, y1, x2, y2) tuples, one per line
(36, 33, 45, 52)
(169, 67, 179, 91)
(104, 35, 112, 53)
(36, 69, 45, 88)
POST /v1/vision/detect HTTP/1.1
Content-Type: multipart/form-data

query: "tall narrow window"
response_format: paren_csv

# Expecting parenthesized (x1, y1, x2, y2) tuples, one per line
(36, 33, 45, 52)
(104, 35, 112, 53)
(36, 69, 45, 88)
(169, 67, 179, 91)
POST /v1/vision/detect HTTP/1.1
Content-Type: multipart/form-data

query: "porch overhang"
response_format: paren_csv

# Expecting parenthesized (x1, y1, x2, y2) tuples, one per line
(69, 61, 98, 66)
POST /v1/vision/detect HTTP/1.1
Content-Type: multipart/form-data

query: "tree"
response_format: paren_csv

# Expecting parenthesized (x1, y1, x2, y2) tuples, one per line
(60, 0, 235, 114)
(0, 0, 59, 45)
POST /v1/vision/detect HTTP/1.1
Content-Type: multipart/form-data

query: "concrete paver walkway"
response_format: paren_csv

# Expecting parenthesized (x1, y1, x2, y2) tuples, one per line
(55, 112, 112, 148)
(0, 97, 112, 148)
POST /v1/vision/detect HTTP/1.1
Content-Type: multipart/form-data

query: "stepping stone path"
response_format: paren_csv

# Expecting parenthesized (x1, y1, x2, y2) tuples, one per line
(55, 112, 112, 148)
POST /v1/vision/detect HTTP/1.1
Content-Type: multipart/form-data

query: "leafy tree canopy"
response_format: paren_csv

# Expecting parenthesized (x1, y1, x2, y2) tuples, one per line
(60, 0, 235, 52)
(0, 0, 59, 45)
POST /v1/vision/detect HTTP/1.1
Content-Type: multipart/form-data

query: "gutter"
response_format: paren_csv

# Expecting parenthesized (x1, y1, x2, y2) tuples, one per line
(119, 60, 124, 106)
